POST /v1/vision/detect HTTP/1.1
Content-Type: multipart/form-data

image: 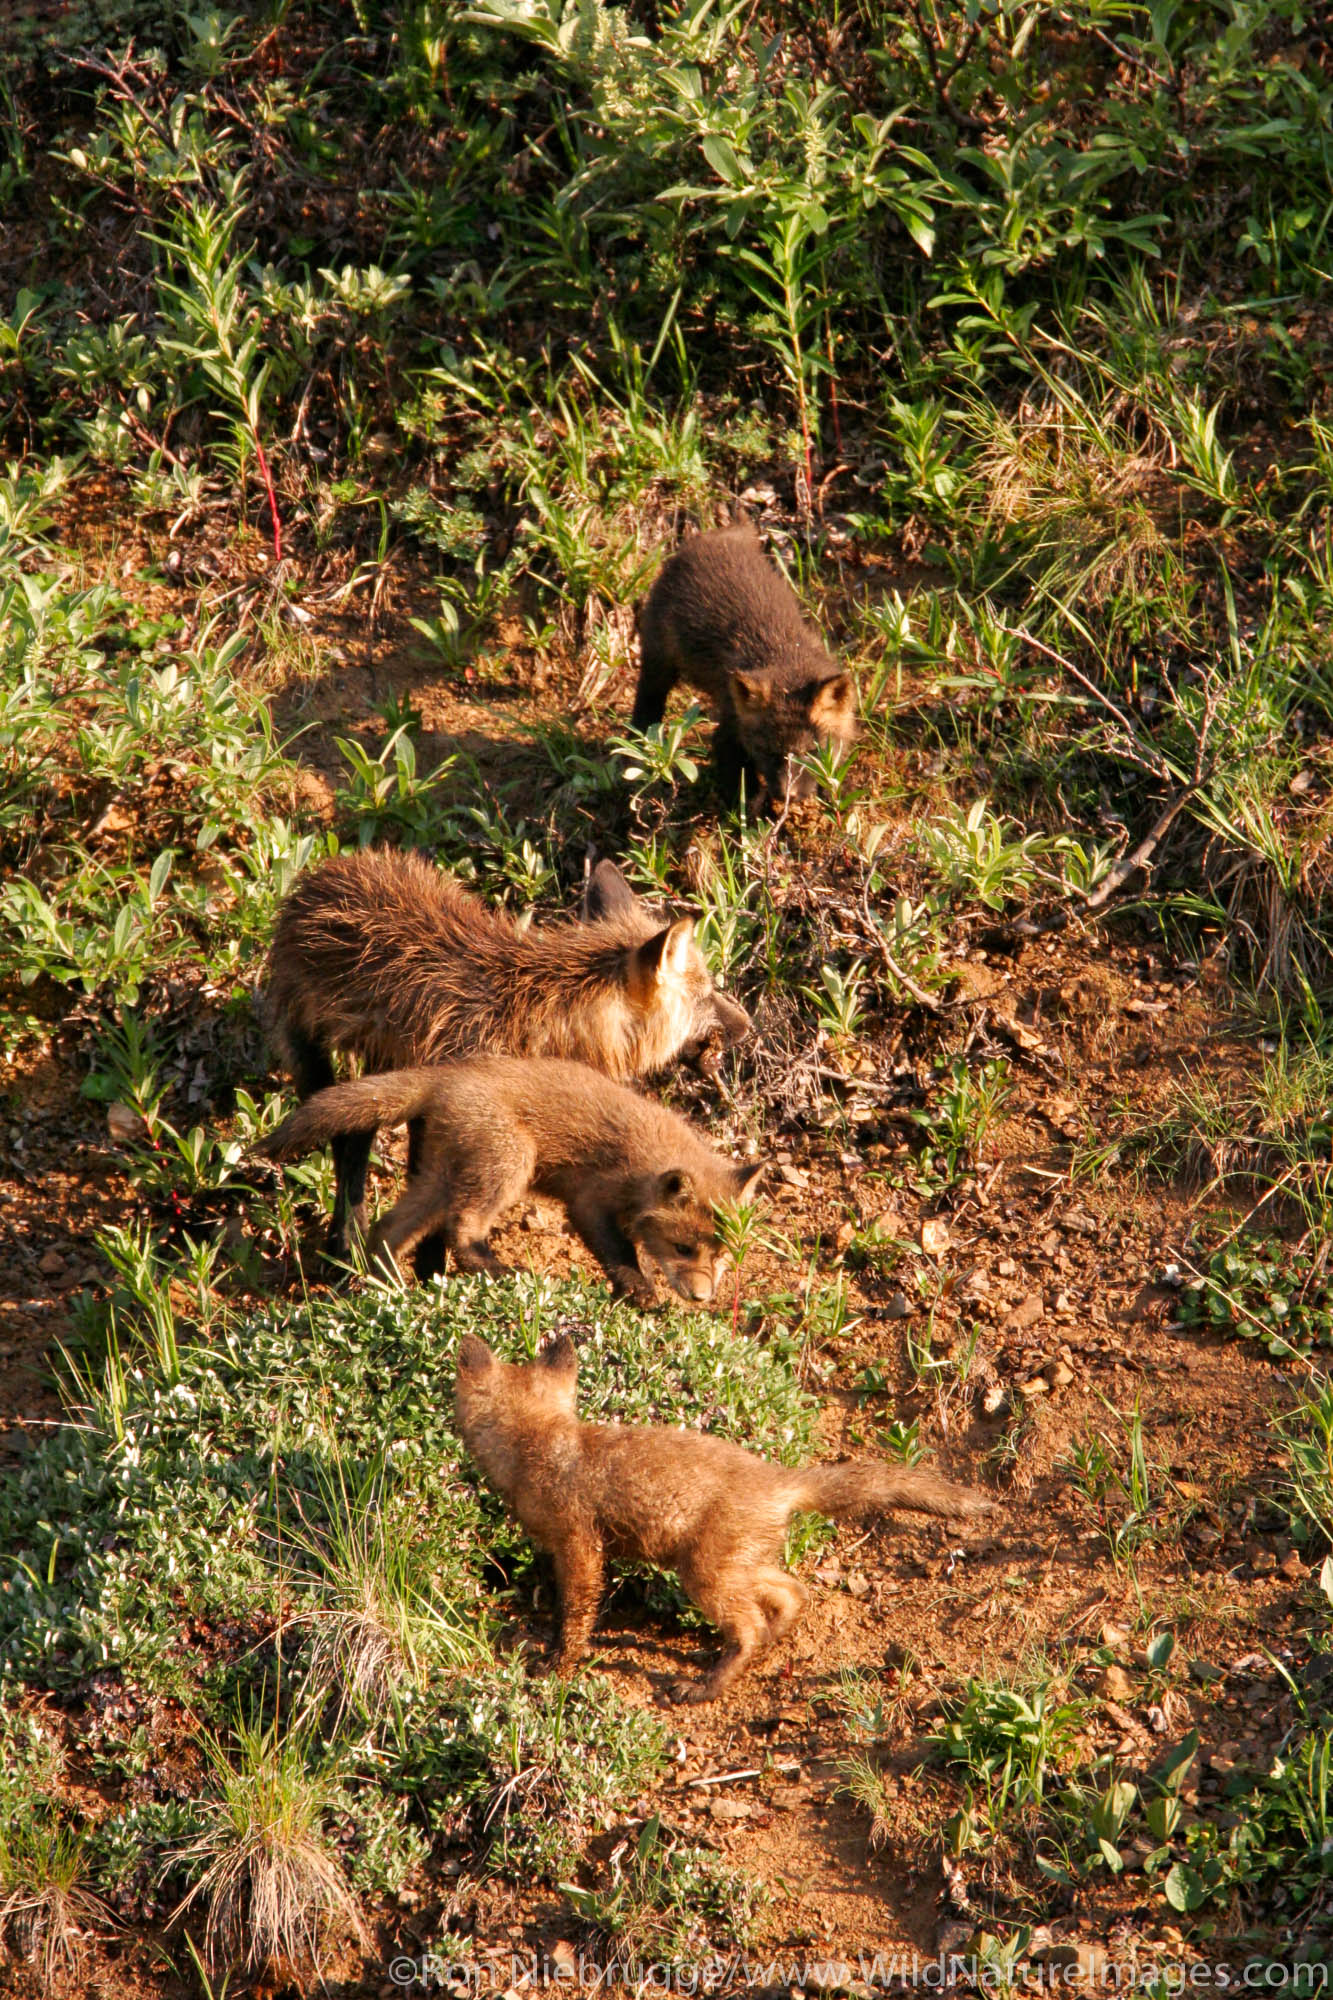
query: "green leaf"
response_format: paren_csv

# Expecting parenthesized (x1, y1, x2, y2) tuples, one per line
(702, 134, 744, 186)
(1146, 1629, 1175, 1672)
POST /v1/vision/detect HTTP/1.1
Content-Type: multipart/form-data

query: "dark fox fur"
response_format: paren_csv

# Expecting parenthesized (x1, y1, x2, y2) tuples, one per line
(631, 525, 857, 804)
(263, 850, 751, 1257)
(454, 1335, 998, 1702)
(257, 1057, 764, 1306)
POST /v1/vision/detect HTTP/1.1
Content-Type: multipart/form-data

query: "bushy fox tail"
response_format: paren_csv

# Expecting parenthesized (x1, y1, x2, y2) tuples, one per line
(256, 1070, 441, 1161)
(782, 1460, 997, 1525)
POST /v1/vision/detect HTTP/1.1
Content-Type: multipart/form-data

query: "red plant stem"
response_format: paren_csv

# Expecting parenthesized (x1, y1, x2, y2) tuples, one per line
(252, 429, 283, 562)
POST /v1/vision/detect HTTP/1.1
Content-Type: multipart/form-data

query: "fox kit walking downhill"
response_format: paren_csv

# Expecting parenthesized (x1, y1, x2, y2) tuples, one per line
(257, 1056, 764, 1307)
(264, 851, 751, 1258)
(632, 525, 857, 806)
(454, 1335, 998, 1702)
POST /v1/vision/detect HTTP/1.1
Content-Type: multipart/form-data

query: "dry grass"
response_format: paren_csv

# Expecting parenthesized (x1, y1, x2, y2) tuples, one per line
(172, 1715, 365, 1979)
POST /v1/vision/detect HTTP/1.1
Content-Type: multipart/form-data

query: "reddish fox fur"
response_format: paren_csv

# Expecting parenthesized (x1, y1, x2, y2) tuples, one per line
(454, 1335, 998, 1702)
(632, 525, 857, 804)
(264, 850, 751, 1257)
(257, 1057, 764, 1306)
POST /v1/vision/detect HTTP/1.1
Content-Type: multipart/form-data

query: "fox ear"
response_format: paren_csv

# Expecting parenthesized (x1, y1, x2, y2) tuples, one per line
(732, 1160, 767, 1204)
(635, 916, 697, 984)
(729, 669, 771, 711)
(456, 1334, 495, 1376)
(658, 1167, 695, 1205)
(539, 1334, 578, 1381)
(583, 858, 638, 924)
(804, 673, 856, 726)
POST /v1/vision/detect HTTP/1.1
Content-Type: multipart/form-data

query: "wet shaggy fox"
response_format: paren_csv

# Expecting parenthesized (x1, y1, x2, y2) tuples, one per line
(454, 1335, 998, 1702)
(257, 1056, 764, 1306)
(631, 525, 857, 804)
(264, 850, 751, 1259)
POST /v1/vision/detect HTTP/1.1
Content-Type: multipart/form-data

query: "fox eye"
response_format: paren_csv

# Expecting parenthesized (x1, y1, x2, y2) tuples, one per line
(672, 1241, 695, 1258)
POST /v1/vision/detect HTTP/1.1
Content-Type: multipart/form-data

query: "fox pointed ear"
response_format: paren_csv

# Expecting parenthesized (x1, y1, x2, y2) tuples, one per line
(635, 916, 697, 985)
(456, 1334, 495, 1376)
(729, 669, 771, 711)
(804, 672, 856, 725)
(658, 1167, 695, 1206)
(583, 858, 638, 924)
(732, 1160, 767, 1204)
(539, 1334, 578, 1382)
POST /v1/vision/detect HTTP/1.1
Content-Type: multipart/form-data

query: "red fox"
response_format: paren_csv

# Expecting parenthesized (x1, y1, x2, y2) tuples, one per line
(631, 525, 857, 805)
(257, 1057, 764, 1306)
(454, 1335, 998, 1702)
(264, 851, 751, 1258)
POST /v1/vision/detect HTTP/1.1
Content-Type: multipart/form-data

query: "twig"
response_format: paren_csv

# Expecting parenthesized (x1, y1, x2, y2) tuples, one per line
(686, 1768, 761, 1789)
(1014, 625, 1175, 781)
(1081, 784, 1198, 911)
(860, 878, 944, 1013)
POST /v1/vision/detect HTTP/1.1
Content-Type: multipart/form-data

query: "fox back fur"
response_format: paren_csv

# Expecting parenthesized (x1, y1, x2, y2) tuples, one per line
(631, 525, 857, 804)
(263, 850, 751, 1254)
(454, 1334, 998, 1701)
(258, 1057, 763, 1307)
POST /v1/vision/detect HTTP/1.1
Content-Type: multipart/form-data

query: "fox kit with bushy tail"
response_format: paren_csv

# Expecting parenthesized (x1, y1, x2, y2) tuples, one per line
(264, 852, 751, 1256)
(453, 1335, 998, 1702)
(258, 1056, 763, 1307)
(631, 525, 857, 805)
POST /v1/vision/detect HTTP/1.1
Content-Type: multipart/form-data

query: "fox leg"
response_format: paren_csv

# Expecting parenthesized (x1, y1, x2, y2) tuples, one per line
(673, 1561, 770, 1704)
(407, 1118, 446, 1282)
(366, 1182, 450, 1284)
(331, 1132, 374, 1259)
(445, 1146, 534, 1277)
(629, 618, 677, 732)
(551, 1531, 606, 1675)
(284, 1029, 366, 1258)
(565, 1197, 656, 1308)
(709, 712, 752, 803)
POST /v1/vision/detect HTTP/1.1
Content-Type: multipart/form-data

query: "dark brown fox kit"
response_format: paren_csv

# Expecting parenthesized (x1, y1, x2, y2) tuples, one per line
(454, 1335, 998, 1702)
(257, 1057, 763, 1307)
(264, 850, 751, 1258)
(631, 525, 857, 804)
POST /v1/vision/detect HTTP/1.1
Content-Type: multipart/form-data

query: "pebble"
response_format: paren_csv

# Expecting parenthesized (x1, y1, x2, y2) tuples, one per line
(38, 1248, 65, 1276)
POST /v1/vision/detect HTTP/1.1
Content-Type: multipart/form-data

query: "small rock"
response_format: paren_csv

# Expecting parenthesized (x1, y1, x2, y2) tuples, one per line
(1049, 1360, 1074, 1388)
(997, 1257, 1017, 1277)
(835, 1220, 856, 1253)
(107, 1101, 150, 1145)
(1279, 1549, 1303, 1580)
(846, 1570, 871, 1599)
(707, 1797, 752, 1823)
(1100, 1664, 1136, 1703)
(1250, 1548, 1278, 1575)
(1018, 1375, 1050, 1399)
(1005, 1292, 1044, 1334)
(884, 1290, 912, 1320)
(778, 1163, 809, 1188)
(38, 1248, 65, 1277)
(920, 1218, 950, 1257)
(1100, 1621, 1130, 1649)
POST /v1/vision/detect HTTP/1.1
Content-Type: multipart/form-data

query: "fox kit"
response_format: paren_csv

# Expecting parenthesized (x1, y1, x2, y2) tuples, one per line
(631, 525, 857, 805)
(454, 1335, 998, 1702)
(257, 1056, 763, 1307)
(264, 851, 751, 1258)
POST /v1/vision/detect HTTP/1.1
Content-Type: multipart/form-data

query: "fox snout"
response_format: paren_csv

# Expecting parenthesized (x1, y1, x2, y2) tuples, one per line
(668, 1263, 720, 1305)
